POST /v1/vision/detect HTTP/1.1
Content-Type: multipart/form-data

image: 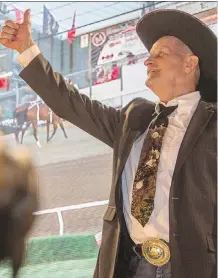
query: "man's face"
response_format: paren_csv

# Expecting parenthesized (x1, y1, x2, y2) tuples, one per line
(144, 36, 189, 94)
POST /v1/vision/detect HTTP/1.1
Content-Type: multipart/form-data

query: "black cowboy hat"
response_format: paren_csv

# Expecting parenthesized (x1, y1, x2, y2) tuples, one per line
(136, 9, 217, 102)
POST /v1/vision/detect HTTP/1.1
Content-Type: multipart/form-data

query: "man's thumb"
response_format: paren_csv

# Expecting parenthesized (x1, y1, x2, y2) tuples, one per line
(23, 9, 31, 24)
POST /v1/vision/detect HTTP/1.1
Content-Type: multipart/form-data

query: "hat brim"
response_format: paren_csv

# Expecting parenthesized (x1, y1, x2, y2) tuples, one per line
(136, 9, 217, 102)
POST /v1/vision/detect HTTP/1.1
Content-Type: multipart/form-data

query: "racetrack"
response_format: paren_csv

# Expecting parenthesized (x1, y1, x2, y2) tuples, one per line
(5, 121, 113, 238)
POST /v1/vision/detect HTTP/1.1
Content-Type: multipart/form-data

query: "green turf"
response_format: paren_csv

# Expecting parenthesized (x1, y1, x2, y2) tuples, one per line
(0, 258, 97, 278)
(0, 234, 99, 278)
(25, 233, 99, 265)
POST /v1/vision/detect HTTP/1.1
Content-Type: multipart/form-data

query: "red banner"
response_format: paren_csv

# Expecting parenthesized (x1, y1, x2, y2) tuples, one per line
(68, 11, 76, 44)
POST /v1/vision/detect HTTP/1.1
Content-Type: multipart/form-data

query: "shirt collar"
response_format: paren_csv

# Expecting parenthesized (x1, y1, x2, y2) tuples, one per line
(155, 91, 201, 114)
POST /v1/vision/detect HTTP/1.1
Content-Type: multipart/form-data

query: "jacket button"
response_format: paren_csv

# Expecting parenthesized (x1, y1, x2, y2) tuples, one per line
(173, 233, 180, 237)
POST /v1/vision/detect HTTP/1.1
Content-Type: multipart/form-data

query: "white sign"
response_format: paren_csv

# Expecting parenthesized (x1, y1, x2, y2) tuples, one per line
(97, 27, 147, 66)
(80, 34, 89, 48)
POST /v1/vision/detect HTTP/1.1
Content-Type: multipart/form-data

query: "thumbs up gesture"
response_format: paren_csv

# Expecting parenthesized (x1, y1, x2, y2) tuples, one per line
(0, 9, 35, 53)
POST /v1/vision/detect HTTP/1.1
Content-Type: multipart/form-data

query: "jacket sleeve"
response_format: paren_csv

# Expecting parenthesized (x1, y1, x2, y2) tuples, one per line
(19, 53, 123, 148)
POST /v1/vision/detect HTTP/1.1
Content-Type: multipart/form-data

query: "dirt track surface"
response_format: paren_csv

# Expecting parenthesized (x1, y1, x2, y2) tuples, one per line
(4, 122, 114, 238)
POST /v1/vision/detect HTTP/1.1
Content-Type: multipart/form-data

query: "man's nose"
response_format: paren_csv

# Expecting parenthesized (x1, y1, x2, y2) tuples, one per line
(144, 56, 154, 67)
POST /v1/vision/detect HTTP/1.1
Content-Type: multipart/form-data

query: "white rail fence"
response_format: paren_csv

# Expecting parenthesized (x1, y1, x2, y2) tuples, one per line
(33, 200, 109, 236)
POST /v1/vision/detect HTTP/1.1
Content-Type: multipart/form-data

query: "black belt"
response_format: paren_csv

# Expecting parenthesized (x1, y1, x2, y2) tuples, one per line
(132, 244, 144, 258)
(132, 238, 170, 267)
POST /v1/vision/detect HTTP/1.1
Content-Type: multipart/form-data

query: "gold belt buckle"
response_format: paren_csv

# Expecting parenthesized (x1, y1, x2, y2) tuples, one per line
(141, 238, 170, 267)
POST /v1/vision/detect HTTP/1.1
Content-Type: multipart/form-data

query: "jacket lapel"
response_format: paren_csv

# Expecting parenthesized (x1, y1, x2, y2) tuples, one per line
(173, 99, 215, 179)
(116, 129, 141, 184)
(110, 99, 155, 207)
(116, 101, 156, 182)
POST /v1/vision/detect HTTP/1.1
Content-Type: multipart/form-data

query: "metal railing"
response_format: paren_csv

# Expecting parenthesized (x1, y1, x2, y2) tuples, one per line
(0, 53, 152, 122)
(33, 200, 109, 236)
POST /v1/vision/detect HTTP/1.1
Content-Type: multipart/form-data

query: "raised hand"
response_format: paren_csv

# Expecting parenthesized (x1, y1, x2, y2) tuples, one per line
(0, 9, 35, 53)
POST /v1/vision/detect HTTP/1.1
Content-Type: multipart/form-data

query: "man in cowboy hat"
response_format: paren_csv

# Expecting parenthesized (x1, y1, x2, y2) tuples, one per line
(0, 8, 216, 278)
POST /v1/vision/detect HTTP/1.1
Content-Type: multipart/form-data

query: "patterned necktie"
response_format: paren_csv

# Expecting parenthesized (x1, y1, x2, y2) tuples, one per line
(131, 104, 178, 227)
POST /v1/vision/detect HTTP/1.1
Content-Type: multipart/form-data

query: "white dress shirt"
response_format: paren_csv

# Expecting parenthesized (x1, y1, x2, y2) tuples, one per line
(17, 45, 201, 244)
(17, 44, 41, 68)
(122, 91, 201, 244)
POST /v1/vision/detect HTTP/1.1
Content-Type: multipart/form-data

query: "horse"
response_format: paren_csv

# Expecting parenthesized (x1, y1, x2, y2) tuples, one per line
(13, 101, 68, 147)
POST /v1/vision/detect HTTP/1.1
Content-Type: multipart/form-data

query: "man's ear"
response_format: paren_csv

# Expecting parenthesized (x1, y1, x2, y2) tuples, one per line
(185, 55, 199, 73)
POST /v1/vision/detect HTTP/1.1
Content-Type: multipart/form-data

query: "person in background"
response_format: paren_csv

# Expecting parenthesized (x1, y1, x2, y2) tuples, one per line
(111, 63, 120, 80)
